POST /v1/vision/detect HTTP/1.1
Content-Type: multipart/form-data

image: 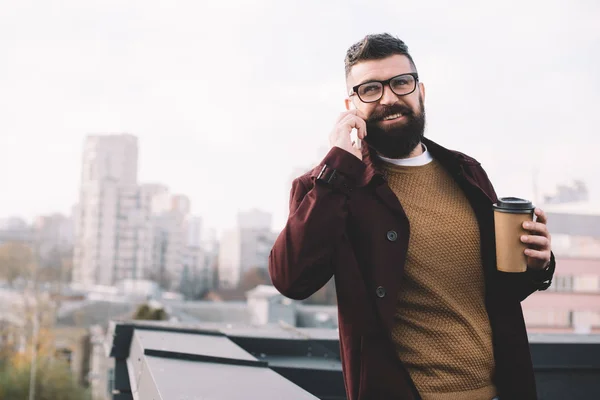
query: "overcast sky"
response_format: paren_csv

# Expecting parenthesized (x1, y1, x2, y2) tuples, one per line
(0, 0, 598, 233)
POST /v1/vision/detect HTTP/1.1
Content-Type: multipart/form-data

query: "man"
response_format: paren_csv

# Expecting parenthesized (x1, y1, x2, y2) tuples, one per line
(269, 33, 555, 400)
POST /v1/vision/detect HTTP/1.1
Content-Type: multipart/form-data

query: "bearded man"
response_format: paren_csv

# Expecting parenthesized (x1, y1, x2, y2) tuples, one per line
(269, 33, 555, 400)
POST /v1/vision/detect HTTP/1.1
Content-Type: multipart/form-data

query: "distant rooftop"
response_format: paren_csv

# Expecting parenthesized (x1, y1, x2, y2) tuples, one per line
(541, 202, 600, 237)
(543, 201, 600, 216)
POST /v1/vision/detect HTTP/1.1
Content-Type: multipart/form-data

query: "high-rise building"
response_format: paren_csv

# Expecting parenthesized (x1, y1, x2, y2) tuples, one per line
(522, 201, 600, 333)
(150, 195, 189, 290)
(0, 217, 34, 244)
(72, 134, 139, 286)
(33, 212, 74, 261)
(72, 134, 211, 294)
(218, 209, 277, 289)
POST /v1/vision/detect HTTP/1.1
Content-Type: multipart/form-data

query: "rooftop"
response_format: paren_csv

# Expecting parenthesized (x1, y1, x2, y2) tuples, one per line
(543, 201, 600, 217)
(107, 321, 600, 400)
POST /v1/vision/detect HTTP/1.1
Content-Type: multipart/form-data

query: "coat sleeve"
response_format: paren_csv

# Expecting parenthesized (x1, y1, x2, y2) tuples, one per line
(475, 164, 556, 302)
(269, 147, 366, 300)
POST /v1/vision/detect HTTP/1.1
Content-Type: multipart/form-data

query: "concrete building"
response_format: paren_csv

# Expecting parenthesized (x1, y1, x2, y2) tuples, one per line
(150, 194, 189, 290)
(72, 133, 212, 295)
(218, 210, 277, 289)
(522, 201, 600, 333)
(0, 217, 34, 244)
(72, 134, 139, 286)
(178, 216, 216, 297)
(246, 284, 296, 326)
(33, 213, 74, 259)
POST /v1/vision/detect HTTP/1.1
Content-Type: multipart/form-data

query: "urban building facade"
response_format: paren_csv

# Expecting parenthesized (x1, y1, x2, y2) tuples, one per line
(522, 202, 600, 333)
(0, 217, 34, 244)
(72, 134, 139, 286)
(71, 134, 214, 293)
(218, 209, 277, 288)
(33, 213, 74, 259)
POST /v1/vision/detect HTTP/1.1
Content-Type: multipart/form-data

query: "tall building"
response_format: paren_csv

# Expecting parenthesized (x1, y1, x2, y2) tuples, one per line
(72, 134, 139, 286)
(0, 217, 34, 244)
(150, 194, 189, 290)
(33, 212, 74, 263)
(72, 133, 212, 294)
(218, 209, 277, 289)
(522, 201, 600, 333)
(180, 218, 216, 297)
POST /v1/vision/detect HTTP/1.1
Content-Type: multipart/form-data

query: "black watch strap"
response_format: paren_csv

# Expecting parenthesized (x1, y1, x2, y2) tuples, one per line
(529, 252, 556, 291)
(531, 275, 552, 291)
(316, 164, 353, 195)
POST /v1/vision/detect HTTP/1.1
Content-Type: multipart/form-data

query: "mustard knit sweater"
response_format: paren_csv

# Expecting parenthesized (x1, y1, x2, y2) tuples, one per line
(383, 160, 497, 400)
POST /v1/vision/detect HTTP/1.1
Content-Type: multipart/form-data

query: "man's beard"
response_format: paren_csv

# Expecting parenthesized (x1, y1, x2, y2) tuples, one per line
(364, 98, 426, 159)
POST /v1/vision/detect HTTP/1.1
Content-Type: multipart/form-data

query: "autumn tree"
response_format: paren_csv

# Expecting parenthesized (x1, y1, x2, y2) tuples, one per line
(0, 357, 90, 400)
(0, 326, 90, 400)
(0, 242, 36, 286)
(37, 246, 73, 284)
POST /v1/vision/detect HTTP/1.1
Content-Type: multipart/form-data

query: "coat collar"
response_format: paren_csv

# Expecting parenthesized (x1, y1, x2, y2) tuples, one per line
(358, 137, 480, 187)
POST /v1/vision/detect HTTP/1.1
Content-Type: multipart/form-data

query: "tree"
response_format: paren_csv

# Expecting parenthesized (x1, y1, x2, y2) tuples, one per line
(0, 242, 36, 286)
(132, 304, 168, 321)
(0, 357, 90, 400)
(0, 326, 90, 400)
(37, 247, 73, 284)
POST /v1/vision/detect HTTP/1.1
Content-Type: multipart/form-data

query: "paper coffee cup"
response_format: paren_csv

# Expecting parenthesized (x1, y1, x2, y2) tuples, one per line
(493, 197, 535, 273)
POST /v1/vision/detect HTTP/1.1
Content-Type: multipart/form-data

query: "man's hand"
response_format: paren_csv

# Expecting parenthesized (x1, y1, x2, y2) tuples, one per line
(329, 109, 367, 160)
(521, 208, 552, 270)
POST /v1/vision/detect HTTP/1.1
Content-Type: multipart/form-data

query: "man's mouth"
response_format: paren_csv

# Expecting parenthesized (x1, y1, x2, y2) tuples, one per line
(382, 113, 404, 121)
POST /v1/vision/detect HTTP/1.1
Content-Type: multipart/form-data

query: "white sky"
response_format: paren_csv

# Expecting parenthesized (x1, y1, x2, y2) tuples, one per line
(0, 0, 599, 234)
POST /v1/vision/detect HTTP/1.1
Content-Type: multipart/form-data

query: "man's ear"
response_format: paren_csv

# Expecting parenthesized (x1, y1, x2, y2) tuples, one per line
(345, 98, 353, 110)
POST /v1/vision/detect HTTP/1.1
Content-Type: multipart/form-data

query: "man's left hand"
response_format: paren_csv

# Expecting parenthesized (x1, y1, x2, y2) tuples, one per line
(520, 208, 552, 270)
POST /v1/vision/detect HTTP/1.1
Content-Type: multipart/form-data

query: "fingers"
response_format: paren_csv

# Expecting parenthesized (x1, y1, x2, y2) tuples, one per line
(344, 108, 369, 120)
(336, 109, 368, 124)
(534, 208, 547, 224)
(339, 114, 367, 140)
(522, 221, 549, 237)
(524, 248, 551, 261)
(521, 234, 550, 249)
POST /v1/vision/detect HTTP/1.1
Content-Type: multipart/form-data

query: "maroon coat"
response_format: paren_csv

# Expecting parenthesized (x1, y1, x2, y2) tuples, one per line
(269, 138, 555, 400)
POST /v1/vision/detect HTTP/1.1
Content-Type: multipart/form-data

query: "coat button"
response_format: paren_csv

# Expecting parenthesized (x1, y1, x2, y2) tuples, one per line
(375, 286, 386, 298)
(386, 230, 398, 242)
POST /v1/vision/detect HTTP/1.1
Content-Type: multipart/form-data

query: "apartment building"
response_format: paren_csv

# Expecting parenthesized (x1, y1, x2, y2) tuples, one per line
(218, 209, 277, 289)
(522, 202, 600, 333)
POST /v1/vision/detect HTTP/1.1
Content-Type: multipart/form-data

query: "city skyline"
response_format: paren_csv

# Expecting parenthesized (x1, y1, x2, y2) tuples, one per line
(1, 0, 599, 233)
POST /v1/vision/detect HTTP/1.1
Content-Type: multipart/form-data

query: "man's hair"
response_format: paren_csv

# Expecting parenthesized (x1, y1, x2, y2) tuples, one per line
(344, 33, 416, 77)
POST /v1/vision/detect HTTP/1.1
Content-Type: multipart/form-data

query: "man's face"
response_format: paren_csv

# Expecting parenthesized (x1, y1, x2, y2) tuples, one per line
(345, 54, 426, 158)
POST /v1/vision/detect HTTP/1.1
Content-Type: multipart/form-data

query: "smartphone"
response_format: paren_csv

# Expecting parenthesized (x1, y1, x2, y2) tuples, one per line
(351, 128, 361, 150)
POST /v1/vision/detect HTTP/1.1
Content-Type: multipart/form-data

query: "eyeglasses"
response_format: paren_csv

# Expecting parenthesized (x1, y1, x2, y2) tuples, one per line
(349, 72, 419, 103)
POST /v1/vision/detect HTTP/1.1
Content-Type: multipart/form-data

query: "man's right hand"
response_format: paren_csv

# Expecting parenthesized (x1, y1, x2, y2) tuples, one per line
(329, 109, 367, 160)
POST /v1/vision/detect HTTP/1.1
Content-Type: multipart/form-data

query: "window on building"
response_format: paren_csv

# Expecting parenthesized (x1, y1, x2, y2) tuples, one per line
(523, 309, 572, 327)
(547, 275, 574, 292)
(574, 275, 600, 293)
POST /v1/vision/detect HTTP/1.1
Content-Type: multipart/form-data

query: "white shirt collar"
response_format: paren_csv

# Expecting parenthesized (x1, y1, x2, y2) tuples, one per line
(379, 143, 434, 167)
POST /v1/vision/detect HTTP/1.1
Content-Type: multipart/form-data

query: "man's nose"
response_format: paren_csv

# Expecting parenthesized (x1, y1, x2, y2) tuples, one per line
(379, 84, 398, 105)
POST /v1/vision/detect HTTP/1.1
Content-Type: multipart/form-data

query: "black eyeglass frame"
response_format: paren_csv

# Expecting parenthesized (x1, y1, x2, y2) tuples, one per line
(349, 72, 419, 103)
